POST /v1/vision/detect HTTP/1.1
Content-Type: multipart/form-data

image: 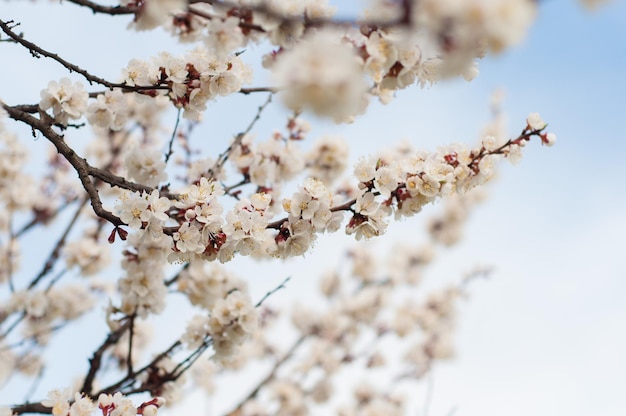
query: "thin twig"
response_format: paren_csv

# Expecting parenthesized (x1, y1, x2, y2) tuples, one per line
(3, 104, 161, 227)
(28, 197, 87, 290)
(23, 366, 45, 404)
(0, 313, 25, 340)
(65, 0, 137, 15)
(164, 263, 190, 287)
(225, 335, 306, 416)
(239, 87, 277, 95)
(15, 199, 77, 238)
(0, 322, 67, 351)
(81, 320, 132, 396)
(95, 339, 183, 396)
(209, 93, 273, 179)
(44, 268, 68, 293)
(164, 108, 182, 164)
(0, 19, 161, 94)
(10, 402, 49, 415)
(255, 276, 290, 307)
(6, 214, 15, 293)
(126, 314, 136, 377)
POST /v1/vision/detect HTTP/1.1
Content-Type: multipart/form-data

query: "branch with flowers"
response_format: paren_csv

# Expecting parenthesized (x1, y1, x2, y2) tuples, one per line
(0, 0, 578, 415)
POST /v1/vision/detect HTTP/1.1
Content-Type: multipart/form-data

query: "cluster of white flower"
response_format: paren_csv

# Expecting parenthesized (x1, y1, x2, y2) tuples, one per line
(345, 117, 553, 240)
(274, 178, 342, 258)
(0, 128, 35, 293)
(305, 135, 349, 185)
(204, 16, 247, 58)
(400, 288, 460, 374)
(124, 147, 168, 187)
(220, 193, 273, 260)
(0, 343, 43, 389)
(125, 0, 186, 31)
(0, 0, 572, 411)
(86, 89, 130, 131)
(117, 228, 171, 317)
(84, 48, 252, 127)
(386, 242, 436, 285)
(268, 380, 307, 416)
(230, 132, 306, 188)
(2, 284, 94, 347)
(177, 261, 247, 309)
(271, 30, 368, 122)
(341, 383, 405, 416)
(426, 189, 486, 246)
(63, 235, 111, 276)
(116, 189, 172, 232)
(181, 290, 258, 360)
(411, 0, 536, 75)
(264, 8, 532, 116)
(40, 388, 165, 416)
(527, 112, 557, 146)
(0, 126, 39, 212)
(80, 0, 544, 124)
(116, 48, 252, 121)
(39, 78, 88, 126)
(349, 27, 437, 95)
(0, 240, 19, 285)
(169, 177, 225, 262)
(249, 187, 492, 413)
(108, 114, 551, 267)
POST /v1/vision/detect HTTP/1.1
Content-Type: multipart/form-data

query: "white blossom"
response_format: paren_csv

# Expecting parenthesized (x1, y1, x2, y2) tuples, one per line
(272, 30, 368, 122)
(131, 0, 186, 31)
(39, 78, 88, 125)
(63, 238, 110, 276)
(125, 147, 167, 187)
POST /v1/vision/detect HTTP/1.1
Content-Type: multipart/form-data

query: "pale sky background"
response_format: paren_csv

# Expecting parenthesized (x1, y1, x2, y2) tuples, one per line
(1, 1, 626, 415)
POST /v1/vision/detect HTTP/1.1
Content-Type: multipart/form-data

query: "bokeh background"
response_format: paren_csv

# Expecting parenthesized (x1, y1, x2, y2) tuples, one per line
(1, 1, 625, 415)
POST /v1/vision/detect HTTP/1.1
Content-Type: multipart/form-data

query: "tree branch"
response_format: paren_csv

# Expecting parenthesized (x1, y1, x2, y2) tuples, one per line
(10, 402, 50, 415)
(2, 104, 134, 226)
(0, 19, 163, 94)
(81, 320, 133, 396)
(27, 197, 88, 289)
(65, 0, 137, 15)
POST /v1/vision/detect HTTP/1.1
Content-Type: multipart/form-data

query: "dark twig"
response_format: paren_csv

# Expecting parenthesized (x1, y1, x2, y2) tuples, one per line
(0, 313, 25, 340)
(126, 314, 136, 377)
(81, 320, 132, 396)
(164, 109, 182, 164)
(27, 197, 87, 290)
(10, 402, 50, 415)
(65, 0, 137, 15)
(255, 276, 290, 307)
(164, 263, 190, 287)
(0, 19, 162, 94)
(23, 366, 45, 404)
(238, 87, 278, 95)
(209, 93, 273, 179)
(2, 104, 164, 226)
(95, 339, 183, 396)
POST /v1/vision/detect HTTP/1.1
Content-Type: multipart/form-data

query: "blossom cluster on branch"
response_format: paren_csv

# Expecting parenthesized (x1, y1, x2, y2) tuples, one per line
(0, 0, 570, 414)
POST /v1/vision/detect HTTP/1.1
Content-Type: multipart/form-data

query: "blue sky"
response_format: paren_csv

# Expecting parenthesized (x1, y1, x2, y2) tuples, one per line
(1, 1, 626, 415)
